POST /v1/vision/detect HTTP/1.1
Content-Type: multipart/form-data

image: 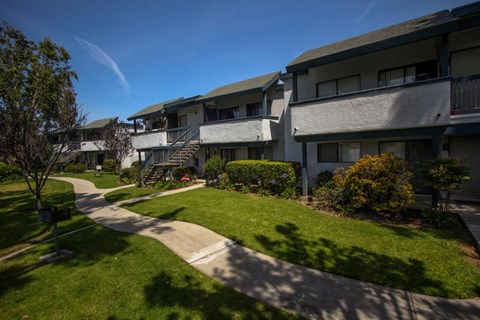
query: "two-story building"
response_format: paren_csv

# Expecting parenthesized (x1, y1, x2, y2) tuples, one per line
(285, 2, 480, 198)
(129, 71, 285, 184)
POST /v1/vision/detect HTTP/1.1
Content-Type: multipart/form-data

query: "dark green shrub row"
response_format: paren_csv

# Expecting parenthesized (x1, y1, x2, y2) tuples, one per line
(120, 166, 139, 184)
(65, 163, 86, 173)
(172, 166, 196, 181)
(203, 155, 225, 183)
(0, 162, 22, 182)
(102, 159, 117, 172)
(225, 160, 297, 196)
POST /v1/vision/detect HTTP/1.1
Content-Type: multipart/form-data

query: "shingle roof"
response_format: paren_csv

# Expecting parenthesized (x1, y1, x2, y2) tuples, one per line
(127, 98, 183, 120)
(83, 117, 118, 130)
(197, 72, 281, 102)
(287, 10, 456, 71)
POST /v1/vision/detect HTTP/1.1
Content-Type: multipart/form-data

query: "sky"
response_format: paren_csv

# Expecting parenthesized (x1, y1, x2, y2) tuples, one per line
(0, 0, 475, 123)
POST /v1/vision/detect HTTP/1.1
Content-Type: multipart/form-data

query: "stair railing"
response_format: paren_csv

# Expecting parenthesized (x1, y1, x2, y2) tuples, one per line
(168, 130, 200, 167)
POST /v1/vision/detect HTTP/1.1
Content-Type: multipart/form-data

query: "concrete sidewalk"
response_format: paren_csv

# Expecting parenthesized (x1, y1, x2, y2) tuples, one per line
(53, 177, 480, 320)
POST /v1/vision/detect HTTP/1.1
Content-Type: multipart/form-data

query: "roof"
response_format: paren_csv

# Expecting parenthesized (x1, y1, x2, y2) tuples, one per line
(127, 98, 183, 120)
(197, 71, 281, 102)
(287, 10, 457, 72)
(83, 117, 118, 130)
(164, 95, 203, 112)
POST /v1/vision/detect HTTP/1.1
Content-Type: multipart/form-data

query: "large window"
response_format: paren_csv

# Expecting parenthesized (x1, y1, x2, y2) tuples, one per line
(316, 75, 361, 98)
(247, 101, 272, 117)
(317, 142, 361, 163)
(219, 107, 240, 120)
(378, 60, 438, 87)
(221, 148, 237, 162)
(248, 147, 273, 160)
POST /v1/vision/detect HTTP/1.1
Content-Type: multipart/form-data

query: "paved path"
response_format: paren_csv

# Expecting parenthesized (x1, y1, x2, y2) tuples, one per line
(52, 177, 480, 320)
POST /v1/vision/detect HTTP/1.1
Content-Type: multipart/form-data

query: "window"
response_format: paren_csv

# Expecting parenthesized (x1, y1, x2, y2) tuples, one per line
(247, 101, 272, 117)
(339, 142, 361, 162)
(318, 143, 338, 162)
(379, 60, 438, 87)
(379, 141, 405, 159)
(316, 75, 360, 98)
(219, 107, 240, 120)
(317, 142, 361, 163)
(221, 149, 236, 162)
(248, 147, 273, 160)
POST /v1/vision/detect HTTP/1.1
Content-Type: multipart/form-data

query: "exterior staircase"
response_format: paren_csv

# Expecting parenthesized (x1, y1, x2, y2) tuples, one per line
(142, 130, 200, 186)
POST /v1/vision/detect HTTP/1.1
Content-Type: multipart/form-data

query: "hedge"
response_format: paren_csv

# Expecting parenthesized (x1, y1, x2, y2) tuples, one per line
(0, 162, 22, 182)
(225, 160, 297, 195)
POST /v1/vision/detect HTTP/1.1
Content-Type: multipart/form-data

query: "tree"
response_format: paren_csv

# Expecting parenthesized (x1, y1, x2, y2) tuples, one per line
(0, 22, 85, 209)
(92, 119, 133, 174)
(419, 157, 471, 213)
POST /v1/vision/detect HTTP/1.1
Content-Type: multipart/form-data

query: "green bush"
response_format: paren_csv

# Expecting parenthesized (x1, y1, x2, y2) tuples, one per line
(65, 163, 86, 173)
(315, 170, 333, 188)
(225, 160, 296, 196)
(313, 167, 349, 211)
(120, 167, 139, 184)
(102, 159, 117, 173)
(172, 166, 196, 181)
(422, 207, 460, 228)
(0, 162, 22, 182)
(203, 155, 225, 184)
(419, 157, 470, 213)
(343, 153, 414, 214)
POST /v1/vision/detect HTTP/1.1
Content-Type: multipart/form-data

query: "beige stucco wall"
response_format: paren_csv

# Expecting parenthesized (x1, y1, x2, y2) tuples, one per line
(200, 118, 279, 144)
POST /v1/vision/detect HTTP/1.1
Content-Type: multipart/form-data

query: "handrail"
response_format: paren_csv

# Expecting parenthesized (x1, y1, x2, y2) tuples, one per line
(167, 126, 190, 144)
(141, 151, 154, 171)
(168, 130, 199, 166)
(451, 76, 480, 113)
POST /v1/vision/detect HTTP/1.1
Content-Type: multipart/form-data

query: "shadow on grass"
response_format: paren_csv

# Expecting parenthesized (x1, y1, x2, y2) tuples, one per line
(144, 271, 295, 319)
(105, 192, 130, 203)
(255, 222, 451, 296)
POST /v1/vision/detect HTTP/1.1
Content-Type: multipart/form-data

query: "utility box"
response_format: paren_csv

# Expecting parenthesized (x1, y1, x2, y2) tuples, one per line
(38, 207, 72, 224)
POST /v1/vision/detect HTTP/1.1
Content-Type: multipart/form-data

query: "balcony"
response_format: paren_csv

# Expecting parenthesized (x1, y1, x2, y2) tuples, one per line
(451, 75, 480, 115)
(290, 78, 452, 137)
(80, 140, 105, 152)
(131, 130, 167, 150)
(199, 116, 279, 145)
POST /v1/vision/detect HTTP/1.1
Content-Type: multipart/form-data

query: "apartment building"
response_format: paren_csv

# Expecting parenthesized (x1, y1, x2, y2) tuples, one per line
(284, 2, 480, 198)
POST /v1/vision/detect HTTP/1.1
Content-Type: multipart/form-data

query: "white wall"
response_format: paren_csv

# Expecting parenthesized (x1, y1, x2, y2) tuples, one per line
(291, 80, 451, 137)
(131, 131, 167, 149)
(200, 118, 279, 144)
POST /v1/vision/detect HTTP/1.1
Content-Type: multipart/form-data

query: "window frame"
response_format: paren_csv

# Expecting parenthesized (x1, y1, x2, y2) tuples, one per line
(317, 142, 361, 163)
(218, 106, 240, 120)
(316, 74, 361, 99)
(378, 60, 438, 87)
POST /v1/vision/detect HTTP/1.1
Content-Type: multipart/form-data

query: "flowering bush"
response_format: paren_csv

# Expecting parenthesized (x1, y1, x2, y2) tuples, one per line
(172, 166, 196, 181)
(225, 160, 297, 196)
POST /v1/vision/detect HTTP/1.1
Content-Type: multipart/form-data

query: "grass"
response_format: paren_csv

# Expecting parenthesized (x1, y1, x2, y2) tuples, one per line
(55, 172, 124, 189)
(0, 180, 94, 258)
(0, 225, 297, 319)
(122, 187, 480, 299)
(0, 181, 298, 319)
(105, 186, 164, 203)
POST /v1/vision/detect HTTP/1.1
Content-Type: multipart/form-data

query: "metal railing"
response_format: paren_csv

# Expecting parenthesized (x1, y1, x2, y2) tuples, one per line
(167, 129, 199, 163)
(167, 126, 190, 143)
(452, 75, 480, 114)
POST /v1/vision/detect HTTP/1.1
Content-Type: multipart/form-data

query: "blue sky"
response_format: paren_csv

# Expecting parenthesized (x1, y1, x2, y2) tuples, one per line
(0, 0, 474, 123)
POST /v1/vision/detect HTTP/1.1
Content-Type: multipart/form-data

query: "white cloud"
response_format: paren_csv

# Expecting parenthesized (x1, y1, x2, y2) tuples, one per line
(75, 37, 130, 93)
(355, 0, 378, 23)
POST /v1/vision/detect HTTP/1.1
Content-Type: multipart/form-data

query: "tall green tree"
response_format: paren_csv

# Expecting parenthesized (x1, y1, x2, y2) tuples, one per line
(0, 22, 85, 209)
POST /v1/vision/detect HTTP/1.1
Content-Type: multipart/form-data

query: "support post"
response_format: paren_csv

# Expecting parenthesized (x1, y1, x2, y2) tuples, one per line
(262, 92, 268, 116)
(431, 134, 440, 207)
(53, 223, 59, 255)
(133, 119, 137, 133)
(302, 141, 308, 197)
(260, 145, 265, 160)
(440, 34, 449, 77)
(292, 72, 298, 103)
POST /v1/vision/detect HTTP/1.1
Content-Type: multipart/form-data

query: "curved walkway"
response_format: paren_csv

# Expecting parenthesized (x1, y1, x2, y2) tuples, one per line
(53, 177, 480, 320)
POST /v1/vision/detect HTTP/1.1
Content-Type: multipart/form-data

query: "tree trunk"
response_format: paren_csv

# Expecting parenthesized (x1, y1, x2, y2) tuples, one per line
(36, 188, 42, 210)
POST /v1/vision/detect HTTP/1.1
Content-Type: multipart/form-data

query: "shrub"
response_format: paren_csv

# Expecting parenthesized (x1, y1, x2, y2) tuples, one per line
(102, 159, 117, 173)
(315, 170, 333, 188)
(120, 166, 139, 184)
(65, 163, 86, 173)
(225, 160, 296, 196)
(342, 153, 414, 215)
(281, 186, 298, 200)
(419, 157, 470, 214)
(218, 173, 234, 191)
(313, 167, 348, 211)
(0, 162, 22, 182)
(172, 166, 196, 181)
(203, 155, 225, 184)
(422, 207, 460, 228)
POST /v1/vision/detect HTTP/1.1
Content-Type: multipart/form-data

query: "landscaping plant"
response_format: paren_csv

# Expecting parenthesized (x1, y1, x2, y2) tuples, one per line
(203, 155, 225, 185)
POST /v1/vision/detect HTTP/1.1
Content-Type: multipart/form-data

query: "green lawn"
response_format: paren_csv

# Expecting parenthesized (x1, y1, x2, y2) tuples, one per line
(0, 181, 298, 319)
(0, 225, 296, 319)
(105, 186, 163, 203)
(55, 172, 125, 189)
(123, 187, 480, 299)
(0, 180, 94, 257)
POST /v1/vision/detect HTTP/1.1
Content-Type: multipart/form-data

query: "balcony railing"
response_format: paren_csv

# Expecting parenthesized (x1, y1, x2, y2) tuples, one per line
(167, 126, 190, 143)
(451, 75, 480, 114)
